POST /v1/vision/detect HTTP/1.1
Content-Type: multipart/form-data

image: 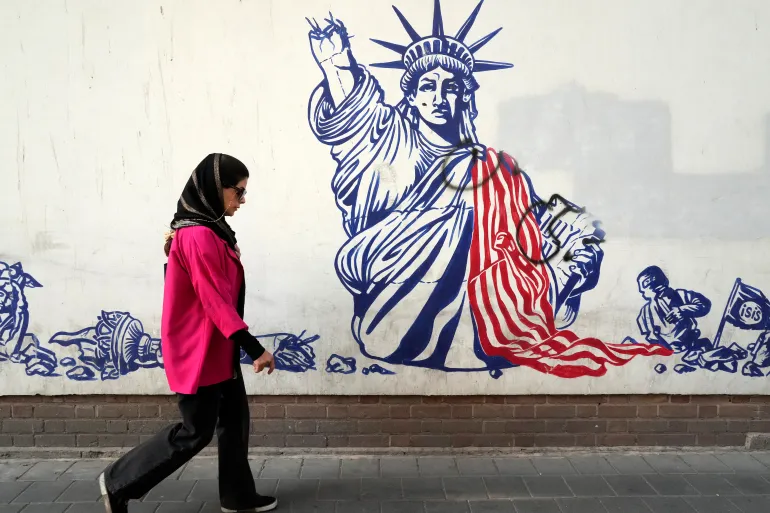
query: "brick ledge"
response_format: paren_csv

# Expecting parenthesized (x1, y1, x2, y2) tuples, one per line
(1, 443, 756, 461)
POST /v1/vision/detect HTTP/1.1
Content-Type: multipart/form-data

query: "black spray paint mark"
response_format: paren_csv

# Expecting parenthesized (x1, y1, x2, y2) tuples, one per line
(515, 193, 605, 265)
(439, 139, 521, 191)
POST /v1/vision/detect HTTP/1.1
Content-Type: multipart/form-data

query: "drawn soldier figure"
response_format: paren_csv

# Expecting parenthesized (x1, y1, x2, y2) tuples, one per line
(636, 265, 712, 352)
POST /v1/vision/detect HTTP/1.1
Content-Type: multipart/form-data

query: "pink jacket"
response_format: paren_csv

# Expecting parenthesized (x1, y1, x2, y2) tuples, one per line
(161, 226, 248, 394)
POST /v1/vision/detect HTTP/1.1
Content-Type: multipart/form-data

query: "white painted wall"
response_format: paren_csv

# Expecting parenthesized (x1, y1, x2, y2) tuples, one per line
(1, 0, 769, 395)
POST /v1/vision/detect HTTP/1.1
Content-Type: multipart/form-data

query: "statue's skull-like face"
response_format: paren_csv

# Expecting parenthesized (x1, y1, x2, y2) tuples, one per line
(409, 67, 469, 127)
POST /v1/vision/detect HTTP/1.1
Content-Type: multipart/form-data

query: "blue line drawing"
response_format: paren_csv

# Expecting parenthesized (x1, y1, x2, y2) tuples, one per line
(49, 311, 163, 381)
(326, 354, 357, 374)
(636, 266, 712, 353)
(674, 364, 696, 374)
(362, 363, 396, 376)
(240, 332, 320, 373)
(0, 261, 58, 376)
(306, 0, 607, 377)
(636, 272, 770, 378)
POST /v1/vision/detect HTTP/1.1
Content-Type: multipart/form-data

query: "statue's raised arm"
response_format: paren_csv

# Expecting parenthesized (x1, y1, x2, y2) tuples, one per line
(308, 15, 359, 108)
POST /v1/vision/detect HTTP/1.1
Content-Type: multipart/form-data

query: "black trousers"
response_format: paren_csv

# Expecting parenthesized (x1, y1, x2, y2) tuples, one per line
(103, 370, 260, 510)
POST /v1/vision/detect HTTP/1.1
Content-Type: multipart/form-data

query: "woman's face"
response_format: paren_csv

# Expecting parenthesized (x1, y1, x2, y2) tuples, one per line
(223, 178, 248, 216)
(409, 67, 465, 127)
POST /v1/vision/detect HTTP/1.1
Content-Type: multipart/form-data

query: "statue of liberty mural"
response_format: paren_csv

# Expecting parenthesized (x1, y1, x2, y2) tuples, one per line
(307, 0, 672, 377)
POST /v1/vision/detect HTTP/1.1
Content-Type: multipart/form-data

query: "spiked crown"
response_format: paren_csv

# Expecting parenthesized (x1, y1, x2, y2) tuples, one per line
(370, 0, 513, 86)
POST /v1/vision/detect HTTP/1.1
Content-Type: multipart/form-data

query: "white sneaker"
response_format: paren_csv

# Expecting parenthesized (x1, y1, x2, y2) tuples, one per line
(221, 495, 278, 512)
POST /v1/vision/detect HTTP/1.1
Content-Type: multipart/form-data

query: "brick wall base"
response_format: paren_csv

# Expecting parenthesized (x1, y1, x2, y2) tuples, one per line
(1, 395, 768, 450)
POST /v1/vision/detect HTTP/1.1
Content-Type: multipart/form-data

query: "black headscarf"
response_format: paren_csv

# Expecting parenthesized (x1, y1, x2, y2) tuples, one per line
(167, 153, 238, 253)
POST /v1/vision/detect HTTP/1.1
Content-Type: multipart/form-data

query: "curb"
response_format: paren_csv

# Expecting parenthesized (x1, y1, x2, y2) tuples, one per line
(746, 432, 770, 450)
(0, 444, 754, 460)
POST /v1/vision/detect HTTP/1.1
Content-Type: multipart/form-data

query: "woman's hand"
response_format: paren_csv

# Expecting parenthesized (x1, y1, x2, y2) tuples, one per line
(253, 350, 276, 375)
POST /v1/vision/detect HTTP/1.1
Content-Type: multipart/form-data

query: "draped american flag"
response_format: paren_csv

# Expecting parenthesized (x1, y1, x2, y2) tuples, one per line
(467, 149, 672, 378)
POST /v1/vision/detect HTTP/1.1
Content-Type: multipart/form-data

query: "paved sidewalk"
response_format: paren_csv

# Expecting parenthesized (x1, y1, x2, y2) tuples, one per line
(1, 451, 770, 512)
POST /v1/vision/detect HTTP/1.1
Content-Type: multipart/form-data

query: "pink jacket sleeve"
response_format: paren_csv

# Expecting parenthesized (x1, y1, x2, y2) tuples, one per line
(180, 228, 248, 338)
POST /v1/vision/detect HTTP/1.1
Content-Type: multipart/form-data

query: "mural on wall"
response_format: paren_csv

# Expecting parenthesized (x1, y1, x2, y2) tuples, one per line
(1, 260, 322, 381)
(50, 311, 163, 381)
(0, 261, 57, 376)
(640, 274, 770, 378)
(2, 2, 767, 390)
(306, 0, 671, 378)
(239, 331, 321, 373)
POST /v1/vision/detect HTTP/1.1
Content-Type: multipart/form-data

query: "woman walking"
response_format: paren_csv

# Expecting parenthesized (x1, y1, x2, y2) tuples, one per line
(99, 153, 279, 513)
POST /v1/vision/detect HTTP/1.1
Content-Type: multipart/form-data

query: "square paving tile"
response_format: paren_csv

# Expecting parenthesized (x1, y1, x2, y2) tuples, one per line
(58, 460, 109, 481)
(143, 480, 195, 502)
(317, 478, 361, 501)
(64, 503, 108, 513)
(557, 497, 609, 513)
(425, 500, 470, 513)
(493, 459, 538, 476)
(522, 476, 572, 498)
(0, 505, 24, 513)
(199, 503, 227, 513)
(483, 476, 530, 498)
(728, 496, 770, 513)
(381, 500, 425, 513)
(683, 474, 741, 495)
(605, 456, 655, 475)
(17, 462, 74, 481)
(642, 454, 692, 474)
(0, 482, 30, 503)
(341, 459, 380, 478)
(419, 458, 459, 477)
(11, 481, 70, 503)
(512, 499, 561, 513)
(716, 453, 769, 473)
(156, 502, 204, 513)
(247, 458, 265, 478)
(599, 497, 653, 513)
(603, 475, 657, 496)
(275, 478, 320, 503)
(187, 479, 218, 502)
(642, 474, 699, 496)
(443, 477, 488, 500)
(261, 459, 302, 479)
(684, 497, 742, 513)
(289, 501, 336, 512)
(678, 454, 731, 474)
(178, 458, 217, 480)
(468, 499, 515, 512)
(300, 459, 341, 479)
(16, 504, 69, 513)
(724, 474, 770, 494)
(402, 477, 445, 500)
(0, 463, 34, 482)
(56, 480, 101, 502)
(563, 475, 615, 497)
(567, 456, 617, 475)
(360, 477, 402, 501)
(335, 501, 381, 513)
(457, 458, 498, 476)
(750, 452, 770, 467)
(254, 479, 279, 497)
(380, 458, 419, 478)
(642, 497, 696, 513)
(127, 502, 162, 513)
(530, 457, 577, 475)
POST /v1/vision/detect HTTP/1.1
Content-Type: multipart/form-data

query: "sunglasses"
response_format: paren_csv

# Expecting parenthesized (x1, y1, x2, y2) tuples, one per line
(231, 186, 247, 199)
